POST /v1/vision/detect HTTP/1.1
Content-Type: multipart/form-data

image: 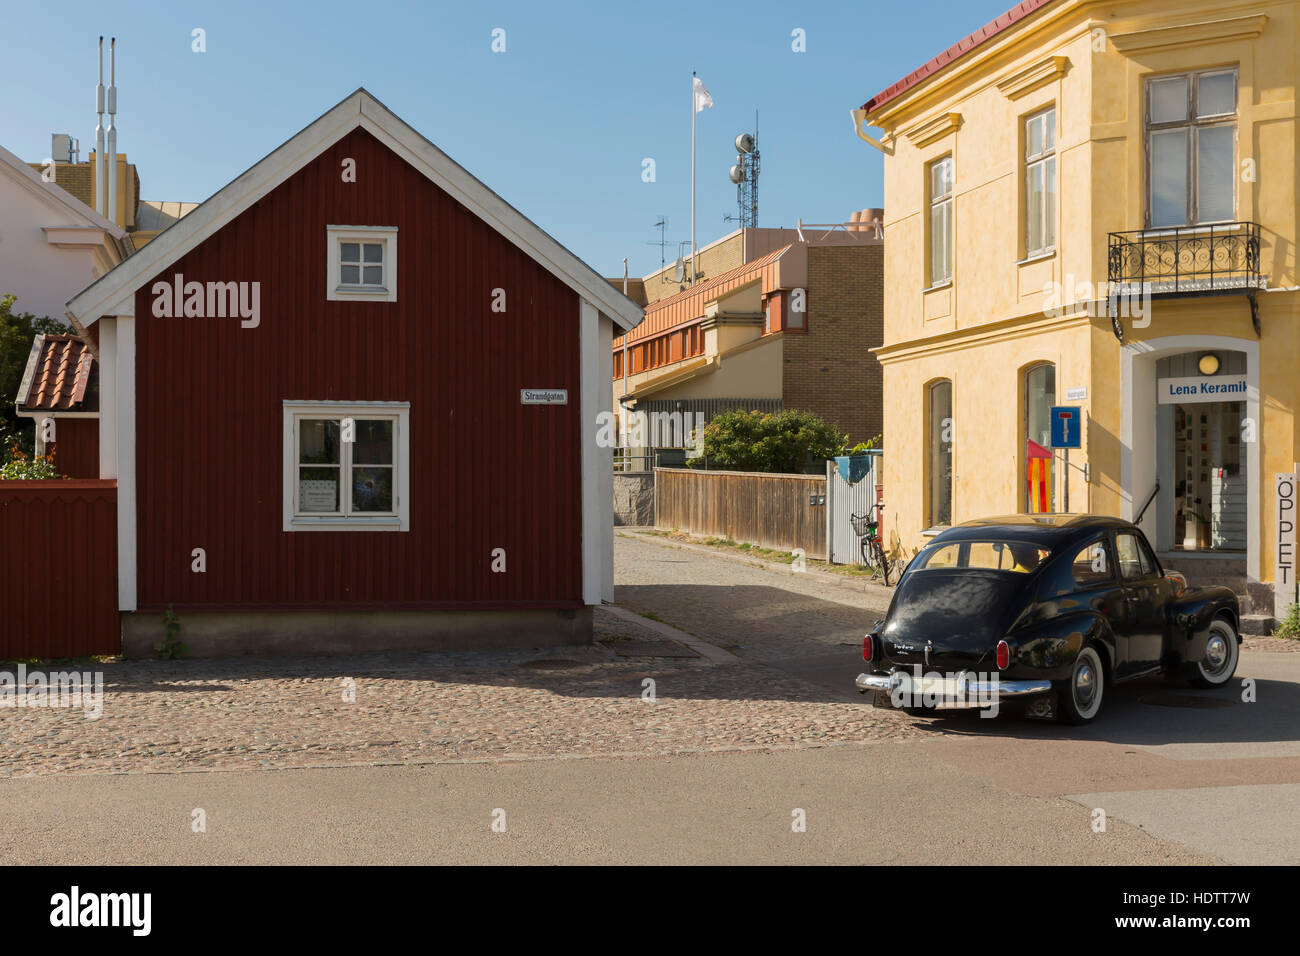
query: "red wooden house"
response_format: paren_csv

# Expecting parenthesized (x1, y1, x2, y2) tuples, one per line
(62, 89, 642, 656)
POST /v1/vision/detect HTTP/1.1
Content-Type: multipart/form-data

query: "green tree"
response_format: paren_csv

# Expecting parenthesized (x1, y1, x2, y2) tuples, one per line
(693, 408, 851, 474)
(1, 294, 65, 461)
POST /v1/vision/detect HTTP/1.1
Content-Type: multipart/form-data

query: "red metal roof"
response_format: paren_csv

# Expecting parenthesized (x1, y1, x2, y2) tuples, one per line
(19, 334, 95, 411)
(616, 245, 791, 346)
(862, 0, 1058, 114)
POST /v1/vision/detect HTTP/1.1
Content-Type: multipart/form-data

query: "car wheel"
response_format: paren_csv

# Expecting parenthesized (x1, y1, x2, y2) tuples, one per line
(1057, 645, 1105, 725)
(1188, 618, 1240, 688)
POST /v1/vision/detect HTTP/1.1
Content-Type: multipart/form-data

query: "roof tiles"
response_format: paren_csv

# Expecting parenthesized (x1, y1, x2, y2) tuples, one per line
(862, 0, 1058, 114)
(19, 334, 96, 411)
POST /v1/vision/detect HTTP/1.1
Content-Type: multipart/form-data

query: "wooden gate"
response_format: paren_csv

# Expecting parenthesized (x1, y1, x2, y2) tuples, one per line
(0, 480, 119, 659)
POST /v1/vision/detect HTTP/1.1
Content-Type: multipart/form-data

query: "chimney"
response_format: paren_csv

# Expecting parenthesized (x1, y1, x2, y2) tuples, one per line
(106, 37, 118, 225)
(94, 36, 105, 217)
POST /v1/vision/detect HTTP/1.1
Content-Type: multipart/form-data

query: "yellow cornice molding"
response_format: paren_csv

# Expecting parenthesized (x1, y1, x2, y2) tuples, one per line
(874, 311, 1095, 365)
(902, 112, 963, 148)
(1109, 14, 1268, 55)
(996, 55, 1070, 100)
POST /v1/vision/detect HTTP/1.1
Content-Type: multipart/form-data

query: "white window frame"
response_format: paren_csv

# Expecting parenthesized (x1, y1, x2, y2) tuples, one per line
(282, 401, 410, 532)
(928, 156, 955, 287)
(1024, 107, 1057, 258)
(326, 225, 398, 302)
(1144, 68, 1239, 228)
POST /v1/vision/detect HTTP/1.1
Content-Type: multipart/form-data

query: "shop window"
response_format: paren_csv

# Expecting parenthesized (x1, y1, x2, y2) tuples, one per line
(928, 379, 953, 527)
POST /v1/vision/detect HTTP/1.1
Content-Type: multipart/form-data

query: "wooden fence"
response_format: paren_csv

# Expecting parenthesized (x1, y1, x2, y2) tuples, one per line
(0, 480, 120, 659)
(655, 468, 827, 559)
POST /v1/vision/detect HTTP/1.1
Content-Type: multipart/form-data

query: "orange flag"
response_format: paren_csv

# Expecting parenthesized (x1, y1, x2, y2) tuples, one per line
(1027, 439, 1053, 514)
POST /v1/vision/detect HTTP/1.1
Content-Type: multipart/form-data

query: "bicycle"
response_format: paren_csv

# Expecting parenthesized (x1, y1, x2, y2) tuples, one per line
(850, 501, 892, 586)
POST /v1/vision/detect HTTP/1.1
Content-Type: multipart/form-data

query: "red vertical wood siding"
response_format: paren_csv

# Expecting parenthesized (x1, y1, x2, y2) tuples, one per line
(50, 419, 99, 479)
(0, 480, 119, 658)
(133, 128, 583, 610)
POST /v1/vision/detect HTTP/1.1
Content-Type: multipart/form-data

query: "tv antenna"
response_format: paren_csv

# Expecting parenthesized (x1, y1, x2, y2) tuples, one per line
(645, 217, 670, 277)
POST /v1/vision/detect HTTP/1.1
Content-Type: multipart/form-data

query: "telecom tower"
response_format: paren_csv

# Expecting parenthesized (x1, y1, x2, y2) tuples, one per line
(728, 129, 759, 229)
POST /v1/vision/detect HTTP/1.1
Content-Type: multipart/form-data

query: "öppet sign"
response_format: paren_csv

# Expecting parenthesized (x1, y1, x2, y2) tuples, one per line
(1278, 472, 1297, 620)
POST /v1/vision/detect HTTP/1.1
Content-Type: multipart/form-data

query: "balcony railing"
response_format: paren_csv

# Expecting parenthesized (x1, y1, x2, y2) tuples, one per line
(1107, 221, 1263, 298)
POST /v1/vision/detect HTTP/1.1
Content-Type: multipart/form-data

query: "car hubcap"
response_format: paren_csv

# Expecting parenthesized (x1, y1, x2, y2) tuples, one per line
(1074, 661, 1096, 707)
(1204, 631, 1230, 675)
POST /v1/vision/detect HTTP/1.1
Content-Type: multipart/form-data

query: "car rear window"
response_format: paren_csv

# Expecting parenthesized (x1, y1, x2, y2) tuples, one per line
(914, 539, 1049, 573)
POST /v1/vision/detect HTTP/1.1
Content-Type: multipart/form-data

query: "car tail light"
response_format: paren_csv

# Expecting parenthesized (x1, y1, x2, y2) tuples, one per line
(996, 640, 1010, 670)
(863, 635, 874, 662)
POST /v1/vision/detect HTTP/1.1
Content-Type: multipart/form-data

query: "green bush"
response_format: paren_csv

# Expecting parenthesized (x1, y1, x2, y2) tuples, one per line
(1, 294, 66, 460)
(691, 408, 850, 474)
(1276, 603, 1300, 640)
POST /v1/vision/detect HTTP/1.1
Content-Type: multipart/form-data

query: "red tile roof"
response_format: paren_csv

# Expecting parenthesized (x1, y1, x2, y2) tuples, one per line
(862, 0, 1058, 114)
(19, 334, 96, 411)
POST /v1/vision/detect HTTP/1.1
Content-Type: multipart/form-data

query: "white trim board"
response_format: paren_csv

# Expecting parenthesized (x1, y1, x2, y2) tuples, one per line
(66, 89, 644, 335)
(1120, 335, 1261, 583)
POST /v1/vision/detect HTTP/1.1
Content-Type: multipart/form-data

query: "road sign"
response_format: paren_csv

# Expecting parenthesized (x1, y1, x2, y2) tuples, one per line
(1050, 406, 1082, 449)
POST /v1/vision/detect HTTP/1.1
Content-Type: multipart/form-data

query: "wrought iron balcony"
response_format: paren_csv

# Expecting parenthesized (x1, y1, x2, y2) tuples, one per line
(1107, 221, 1263, 339)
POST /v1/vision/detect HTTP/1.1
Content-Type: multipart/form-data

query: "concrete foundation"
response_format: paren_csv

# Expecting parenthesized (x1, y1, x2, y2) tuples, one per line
(122, 607, 594, 659)
(614, 471, 655, 526)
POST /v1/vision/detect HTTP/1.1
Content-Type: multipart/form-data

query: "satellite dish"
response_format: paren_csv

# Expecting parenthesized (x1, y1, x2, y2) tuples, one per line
(674, 257, 685, 282)
(735, 133, 755, 154)
(729, 165, 745, 184)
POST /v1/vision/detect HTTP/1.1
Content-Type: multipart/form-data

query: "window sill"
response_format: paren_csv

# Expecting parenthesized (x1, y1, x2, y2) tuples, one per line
(923, 281, 953, 294)
(329, 285, 395, 302)
(286, 516, 405, 532)
(1017, 249, 1056, 266)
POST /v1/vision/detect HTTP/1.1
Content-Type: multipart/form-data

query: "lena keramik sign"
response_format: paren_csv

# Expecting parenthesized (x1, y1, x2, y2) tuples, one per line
(1157, 375, 1248, 404)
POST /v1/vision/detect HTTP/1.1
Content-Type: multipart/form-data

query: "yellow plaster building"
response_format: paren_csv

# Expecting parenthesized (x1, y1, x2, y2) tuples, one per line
(856, 0, 1299, 616)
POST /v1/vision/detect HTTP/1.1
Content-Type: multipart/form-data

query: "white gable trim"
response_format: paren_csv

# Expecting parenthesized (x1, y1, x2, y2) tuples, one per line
(0, 144, 128, 238)
(66, 90, 643, 333)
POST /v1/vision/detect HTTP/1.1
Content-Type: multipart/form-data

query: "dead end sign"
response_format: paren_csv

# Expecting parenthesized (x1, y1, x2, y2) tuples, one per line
(521, 388, 568, 405)
(1050, 406, 1083, 449)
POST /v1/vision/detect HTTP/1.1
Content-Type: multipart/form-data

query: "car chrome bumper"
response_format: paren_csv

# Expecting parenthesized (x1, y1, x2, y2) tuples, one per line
(855, 671, 1052, 707)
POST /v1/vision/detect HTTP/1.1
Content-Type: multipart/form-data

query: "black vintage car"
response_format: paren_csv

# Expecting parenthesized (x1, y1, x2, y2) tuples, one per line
(855, 515, 1240, 724)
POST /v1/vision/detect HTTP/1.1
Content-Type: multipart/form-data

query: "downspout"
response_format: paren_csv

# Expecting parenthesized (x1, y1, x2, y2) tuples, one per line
(850, 109, 893, 155)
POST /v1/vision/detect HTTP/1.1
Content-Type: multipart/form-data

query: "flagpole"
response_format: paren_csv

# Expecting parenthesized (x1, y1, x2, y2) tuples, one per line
(690, 71, 697, 287)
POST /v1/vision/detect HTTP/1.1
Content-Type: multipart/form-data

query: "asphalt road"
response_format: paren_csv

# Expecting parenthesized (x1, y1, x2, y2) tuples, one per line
(1, 534, 1294, 865)
(0, 745, 1215, 865)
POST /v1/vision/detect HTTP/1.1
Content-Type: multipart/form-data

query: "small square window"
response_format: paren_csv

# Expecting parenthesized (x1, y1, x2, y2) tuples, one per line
(283, 402, 410, 531)
(326, 226, 398, 302)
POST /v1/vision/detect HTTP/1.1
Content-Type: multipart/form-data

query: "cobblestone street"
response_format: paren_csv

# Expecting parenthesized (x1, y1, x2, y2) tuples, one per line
(0, 536, 918, 778)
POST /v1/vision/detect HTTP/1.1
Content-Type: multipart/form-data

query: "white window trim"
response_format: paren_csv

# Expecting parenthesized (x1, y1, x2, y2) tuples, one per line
(326, 225, 398, 302)
(282, 401, 410, 532)
(1024, 106, 1057, 259)
(928, 157, 955, 286)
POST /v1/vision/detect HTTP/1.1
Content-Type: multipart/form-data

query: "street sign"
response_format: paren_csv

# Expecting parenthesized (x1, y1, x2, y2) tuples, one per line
(1050, 406, 1082, 449)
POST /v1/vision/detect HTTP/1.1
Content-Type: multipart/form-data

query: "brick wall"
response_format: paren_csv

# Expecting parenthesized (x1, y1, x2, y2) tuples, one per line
(783, 244, 884, 446)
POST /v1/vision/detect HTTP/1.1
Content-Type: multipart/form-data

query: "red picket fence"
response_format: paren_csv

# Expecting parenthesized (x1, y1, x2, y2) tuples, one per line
(0, 480, 120, 659)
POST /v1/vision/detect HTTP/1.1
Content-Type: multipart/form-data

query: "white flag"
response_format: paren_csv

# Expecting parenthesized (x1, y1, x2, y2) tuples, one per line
(693, 76, 713, 113)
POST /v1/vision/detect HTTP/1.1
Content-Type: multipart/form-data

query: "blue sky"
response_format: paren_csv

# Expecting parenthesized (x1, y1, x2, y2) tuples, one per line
(2, 0, 1013, 278)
